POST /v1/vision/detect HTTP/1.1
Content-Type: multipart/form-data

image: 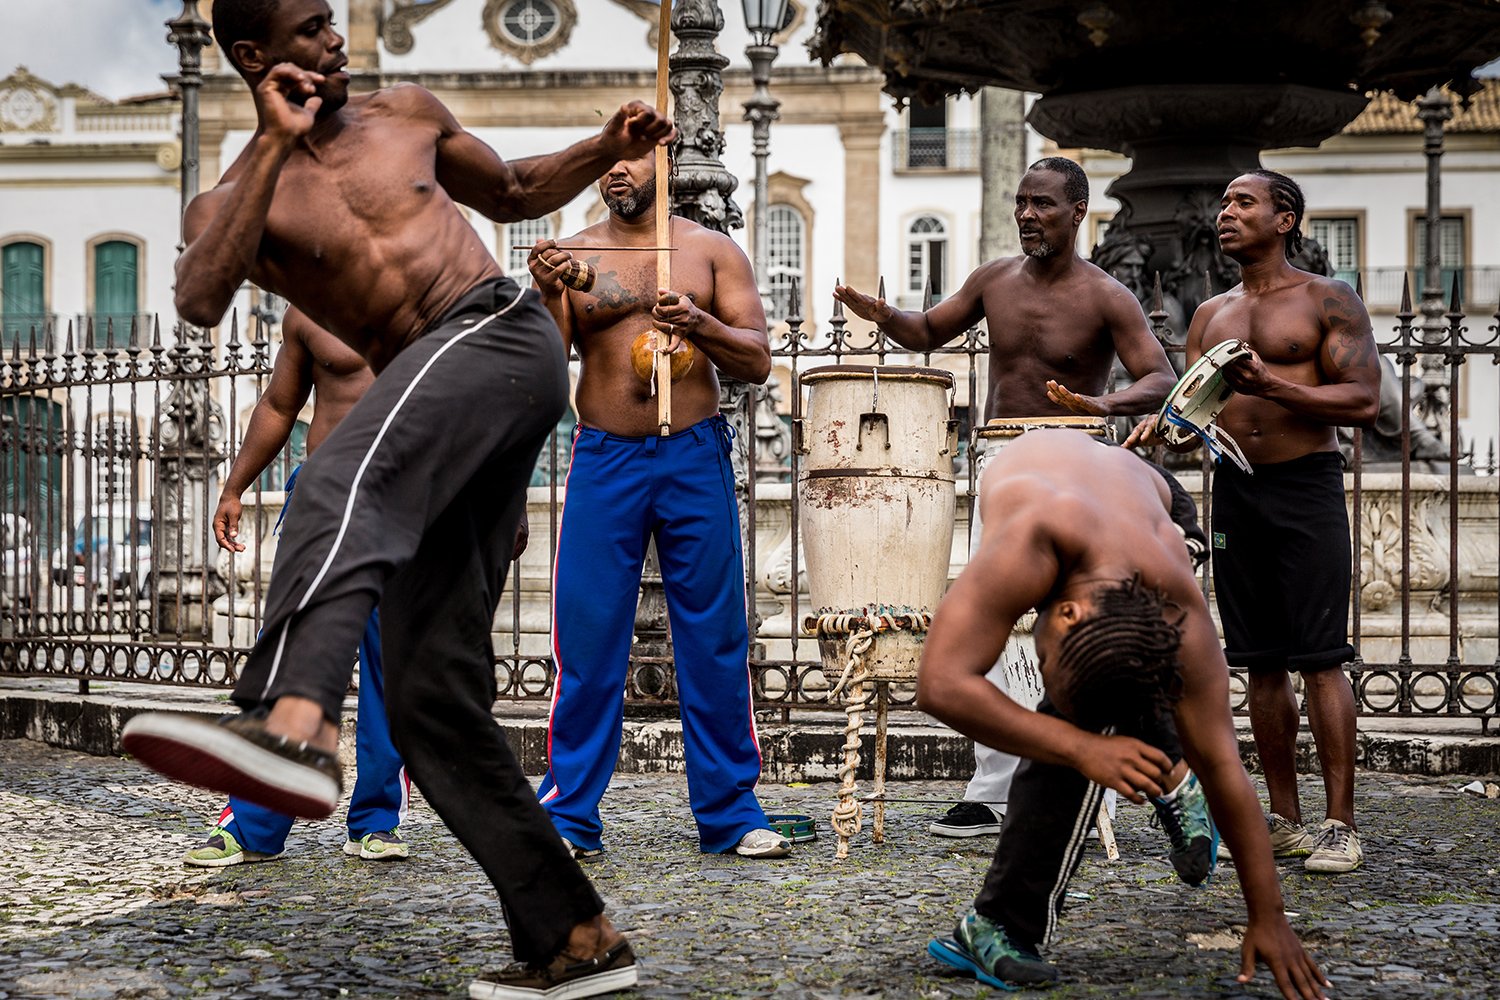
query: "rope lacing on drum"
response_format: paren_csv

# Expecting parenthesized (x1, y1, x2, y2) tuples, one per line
(806, 608, 932, 858)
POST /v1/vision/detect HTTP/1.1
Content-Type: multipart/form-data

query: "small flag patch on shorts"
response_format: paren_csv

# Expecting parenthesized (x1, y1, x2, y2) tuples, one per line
(1213, 531, 1227, 549)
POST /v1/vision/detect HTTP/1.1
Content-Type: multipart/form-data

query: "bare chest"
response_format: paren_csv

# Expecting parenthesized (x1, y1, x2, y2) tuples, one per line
(1205, 296, 1322, 366)
(261, 127, 442, 258)
(983, 282, 1111, 373)
(572, 256, 716, 338)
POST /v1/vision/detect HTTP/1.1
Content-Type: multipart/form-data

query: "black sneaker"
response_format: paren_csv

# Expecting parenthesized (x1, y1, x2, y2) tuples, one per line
(927, 908, 1059, 989)
(1149, 771, 1218, 886)
(929, 801, 1003, 838)
(469, 939, 637, 999)
(121, 711, 342, 820)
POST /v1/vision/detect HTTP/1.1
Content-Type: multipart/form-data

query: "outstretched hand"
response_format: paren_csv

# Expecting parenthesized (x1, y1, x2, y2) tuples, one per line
(601, 101, 677, 161)
(1072, 732, 1172, 803)
(1122, 415, 1162, 450)
(1045, 379, 1108, 416)
(832, 283, 895, 326)
(1239, 916, 1330, 1000)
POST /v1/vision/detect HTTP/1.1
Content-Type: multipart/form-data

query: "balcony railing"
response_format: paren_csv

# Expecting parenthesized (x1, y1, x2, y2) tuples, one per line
(892, 128, 980, 171)
(1339, 267, 1500, 309)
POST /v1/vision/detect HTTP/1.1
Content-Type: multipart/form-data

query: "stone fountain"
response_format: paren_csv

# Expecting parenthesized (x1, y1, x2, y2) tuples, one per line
(811, 1, 1500, 321)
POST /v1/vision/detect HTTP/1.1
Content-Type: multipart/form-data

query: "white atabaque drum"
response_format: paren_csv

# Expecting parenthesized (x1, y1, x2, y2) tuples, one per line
(798, 365, 957, 681)
(972, 415, 1112, 708)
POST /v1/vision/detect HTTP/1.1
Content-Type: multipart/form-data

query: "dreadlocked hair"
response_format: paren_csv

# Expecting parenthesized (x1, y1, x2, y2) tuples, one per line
(1246, 168, 1305, 259)
(1052, 574, 1184, 732)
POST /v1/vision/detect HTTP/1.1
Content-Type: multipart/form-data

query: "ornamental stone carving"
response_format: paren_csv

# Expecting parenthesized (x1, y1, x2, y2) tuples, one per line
(482, 0, 577, 65)
(0, 68, 59, 133)
(1358, 484, 1451, 612)
(381, 0, 457, 55)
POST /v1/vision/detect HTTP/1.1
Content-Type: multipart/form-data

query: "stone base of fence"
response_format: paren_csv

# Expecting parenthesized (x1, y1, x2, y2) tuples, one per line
(3, 680, 1495, 780)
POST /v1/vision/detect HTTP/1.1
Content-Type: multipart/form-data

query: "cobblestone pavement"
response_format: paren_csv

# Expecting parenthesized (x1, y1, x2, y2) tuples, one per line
(1, 740, 1496, 1000)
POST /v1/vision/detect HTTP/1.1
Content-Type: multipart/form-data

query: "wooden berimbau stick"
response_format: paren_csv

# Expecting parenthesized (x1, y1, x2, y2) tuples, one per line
(653, 0, 672, 436)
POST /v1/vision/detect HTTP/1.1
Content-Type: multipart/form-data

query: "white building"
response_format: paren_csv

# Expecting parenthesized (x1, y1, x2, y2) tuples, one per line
(3, 0, 1498, 464)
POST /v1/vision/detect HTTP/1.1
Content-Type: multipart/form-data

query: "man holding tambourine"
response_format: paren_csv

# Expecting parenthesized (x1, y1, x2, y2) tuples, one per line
(1126, 169, 1380, 875)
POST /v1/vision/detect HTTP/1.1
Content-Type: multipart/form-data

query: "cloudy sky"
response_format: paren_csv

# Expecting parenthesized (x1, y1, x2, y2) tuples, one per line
(1, 0, 185, 100)
(2, 0, 1497, 102)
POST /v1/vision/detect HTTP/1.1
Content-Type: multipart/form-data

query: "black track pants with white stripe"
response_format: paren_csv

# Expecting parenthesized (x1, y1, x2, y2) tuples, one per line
(232, 277, 604, 963)
(974, 699, 1181, 952)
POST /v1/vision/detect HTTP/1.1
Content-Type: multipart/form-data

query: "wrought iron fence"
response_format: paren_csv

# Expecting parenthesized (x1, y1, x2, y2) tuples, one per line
(1, 280, 1497, 727)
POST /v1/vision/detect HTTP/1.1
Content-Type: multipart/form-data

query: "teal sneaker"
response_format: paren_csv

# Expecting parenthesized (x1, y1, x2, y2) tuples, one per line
(1150, 771, 1218, 886)
(927, 908, 1059, 990)
(344, 829, 410, 861)
(182, 827, 282, 868)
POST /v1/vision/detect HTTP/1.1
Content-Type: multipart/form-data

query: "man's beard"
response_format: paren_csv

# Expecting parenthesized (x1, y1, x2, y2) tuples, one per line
(1023, 238, 1060, 259)
(604, 182, 655, 219)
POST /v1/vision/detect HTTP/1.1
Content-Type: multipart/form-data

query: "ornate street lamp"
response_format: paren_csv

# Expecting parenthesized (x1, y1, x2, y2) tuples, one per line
(741, 0, 789, 313)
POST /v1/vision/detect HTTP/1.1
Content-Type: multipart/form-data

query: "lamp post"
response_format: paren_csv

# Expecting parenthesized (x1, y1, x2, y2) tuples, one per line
(160, 0, 228, 635)
(741, 0, 788, 313)
(1415, 86, 1454, 442)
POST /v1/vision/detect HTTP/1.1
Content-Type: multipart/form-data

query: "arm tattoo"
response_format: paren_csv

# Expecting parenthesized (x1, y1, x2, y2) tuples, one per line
(1323, 287, 1375, 371)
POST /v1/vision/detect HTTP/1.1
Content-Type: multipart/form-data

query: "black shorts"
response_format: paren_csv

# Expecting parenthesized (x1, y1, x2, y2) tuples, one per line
(1210, 451, 1355, 674)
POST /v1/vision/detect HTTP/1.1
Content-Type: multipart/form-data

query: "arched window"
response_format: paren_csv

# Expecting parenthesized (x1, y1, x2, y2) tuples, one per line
(92, 239, 140, 347)
(506, 217, 554, 288)
(766, 204, 806, 323)
(2, 239, 46, 349)
(907, 215, 947, 300)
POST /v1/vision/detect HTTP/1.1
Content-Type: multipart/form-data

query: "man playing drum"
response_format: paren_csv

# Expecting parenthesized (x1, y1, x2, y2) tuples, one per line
(834, 157, 1196, 864)
(917, 429, 1329, 1000)
(118, 1, 675, 995)
(1128, 169, 1379, 874)
(526, 153, 790, 860)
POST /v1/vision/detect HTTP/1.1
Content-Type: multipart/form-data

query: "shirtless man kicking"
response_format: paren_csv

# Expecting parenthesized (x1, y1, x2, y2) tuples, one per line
(526, 152, 786, 860)
(917, 430, 1328, 1000)
(120, 1, 673, 996)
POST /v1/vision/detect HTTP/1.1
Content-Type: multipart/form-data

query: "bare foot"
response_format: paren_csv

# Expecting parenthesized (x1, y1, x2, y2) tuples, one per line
(264, 696, 339, 755)
(563, 914, 623, 960)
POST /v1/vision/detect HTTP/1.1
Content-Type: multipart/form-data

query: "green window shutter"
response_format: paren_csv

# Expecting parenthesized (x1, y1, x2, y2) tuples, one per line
(2, 241, 46, 349)
(93, 240, 139, 347)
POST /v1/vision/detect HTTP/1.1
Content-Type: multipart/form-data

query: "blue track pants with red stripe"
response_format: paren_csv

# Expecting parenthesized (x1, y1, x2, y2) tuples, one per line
(539, 415, 768, 854)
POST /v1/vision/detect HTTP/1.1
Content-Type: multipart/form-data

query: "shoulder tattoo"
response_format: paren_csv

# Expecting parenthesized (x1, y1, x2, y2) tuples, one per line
(1323, 284, 1375, 371)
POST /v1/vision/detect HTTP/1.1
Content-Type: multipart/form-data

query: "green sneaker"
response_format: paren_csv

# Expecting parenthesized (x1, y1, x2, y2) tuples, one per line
(927, 908, 1059, 989)
(344, 829, 410, 861)
(182, 827, 282, 868)
(1149, 771, 1218, 886)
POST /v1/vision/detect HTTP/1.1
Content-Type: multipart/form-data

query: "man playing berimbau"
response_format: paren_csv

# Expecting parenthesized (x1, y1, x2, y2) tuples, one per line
(526, 153, 789, 860)
(119, 1, 673, 996)
(917, 429, 1329, 1000)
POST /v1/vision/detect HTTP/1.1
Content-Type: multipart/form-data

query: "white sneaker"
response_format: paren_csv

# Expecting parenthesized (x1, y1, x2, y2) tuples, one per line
(1304, 819, 1363, 874)
(734, 828, 792, 858)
